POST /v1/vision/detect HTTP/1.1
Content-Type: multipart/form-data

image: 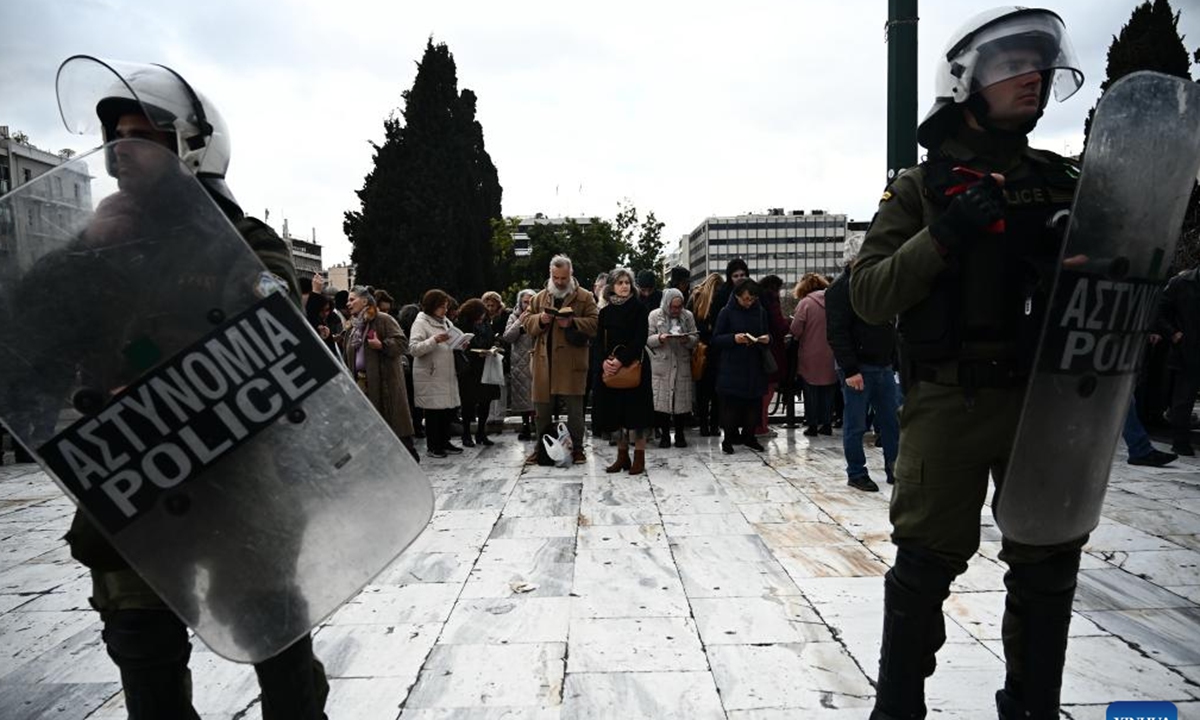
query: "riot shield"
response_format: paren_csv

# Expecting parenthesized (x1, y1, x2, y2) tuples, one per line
(0, 140, 433, 663)
(995, 72, 1200, 546)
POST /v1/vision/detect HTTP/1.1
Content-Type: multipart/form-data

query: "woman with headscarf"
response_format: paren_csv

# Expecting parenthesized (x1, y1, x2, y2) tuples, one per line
(503, 288, 537, 440)
(647, 288, 698, 447)
(592, 267, 654, 474)
(344, 286, 418, 461)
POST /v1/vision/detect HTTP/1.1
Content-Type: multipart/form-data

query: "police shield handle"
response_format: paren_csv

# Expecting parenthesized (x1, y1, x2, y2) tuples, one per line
(995, 72, 1200, 546)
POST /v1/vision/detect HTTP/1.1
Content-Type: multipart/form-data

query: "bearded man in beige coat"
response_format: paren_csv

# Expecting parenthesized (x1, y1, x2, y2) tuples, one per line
(522, 255, 599, 463)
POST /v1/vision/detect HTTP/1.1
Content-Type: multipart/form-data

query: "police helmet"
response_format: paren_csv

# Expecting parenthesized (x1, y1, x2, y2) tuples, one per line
(917, 7, 1083, 148)
(56, 55, 237, 208)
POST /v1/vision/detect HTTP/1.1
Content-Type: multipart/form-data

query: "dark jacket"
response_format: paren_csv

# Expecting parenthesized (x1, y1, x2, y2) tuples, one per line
(712, 293, 769, 399)
(760, 290, 790, 385)
(826, 267, 897, 378)
(638, 290, 663, 314)
(592, 297, 654, 432)
(457, 317, 502, 407)
(1158, 268, 1200, 373)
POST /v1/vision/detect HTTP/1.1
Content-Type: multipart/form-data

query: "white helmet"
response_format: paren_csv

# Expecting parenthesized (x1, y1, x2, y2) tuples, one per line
(917, 7, 1083, 148)
(56, 55, 237, 209)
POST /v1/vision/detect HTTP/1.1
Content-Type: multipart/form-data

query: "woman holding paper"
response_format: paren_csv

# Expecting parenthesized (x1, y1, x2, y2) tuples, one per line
(455, 298, 502, 448)
(712, 279, 771, 454)
(410, 288, 463, 458)
(647, 288, 698, 448)
(344, 286, 418, 461)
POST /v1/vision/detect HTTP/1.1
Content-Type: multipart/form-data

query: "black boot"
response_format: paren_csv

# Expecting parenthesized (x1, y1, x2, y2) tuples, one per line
(994, 550, 1081, 720)
(518, 414, 533, 441)
(102, 609, 203, 720)
(255, 634, 330, 720)
(474, 411, 493, 446)
(673, 416, 688, 447)
(871, 548, 955, 720)
(658, 416, 672, 448)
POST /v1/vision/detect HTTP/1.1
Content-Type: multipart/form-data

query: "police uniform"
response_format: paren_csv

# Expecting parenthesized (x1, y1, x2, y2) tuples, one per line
(57, 212, 330, 720)
(851, 125, 1086, 719)
(36, 54, 334, 720)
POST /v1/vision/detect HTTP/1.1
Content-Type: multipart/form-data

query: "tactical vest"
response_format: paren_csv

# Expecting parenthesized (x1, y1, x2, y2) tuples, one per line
(898, 152, 1077, 373)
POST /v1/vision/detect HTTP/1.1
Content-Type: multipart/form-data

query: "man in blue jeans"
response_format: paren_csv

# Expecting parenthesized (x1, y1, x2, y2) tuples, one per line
(1124, 395, 1177, 467)
(826, 240, 899, 492)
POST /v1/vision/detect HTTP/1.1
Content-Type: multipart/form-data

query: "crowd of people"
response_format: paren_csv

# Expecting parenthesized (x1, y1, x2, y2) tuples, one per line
(291, 232, 1193, 497)
(298, 248, 919, 489)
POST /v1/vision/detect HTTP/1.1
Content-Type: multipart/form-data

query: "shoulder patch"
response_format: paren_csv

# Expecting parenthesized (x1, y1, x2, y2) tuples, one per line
(880, 190, 893, 203)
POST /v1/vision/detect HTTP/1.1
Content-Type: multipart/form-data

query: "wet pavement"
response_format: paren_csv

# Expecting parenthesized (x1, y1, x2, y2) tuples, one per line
(1, 427, 1198, 719)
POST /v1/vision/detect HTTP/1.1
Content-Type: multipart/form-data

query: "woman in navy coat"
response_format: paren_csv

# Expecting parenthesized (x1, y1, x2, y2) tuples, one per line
(712, 279, 770, 454)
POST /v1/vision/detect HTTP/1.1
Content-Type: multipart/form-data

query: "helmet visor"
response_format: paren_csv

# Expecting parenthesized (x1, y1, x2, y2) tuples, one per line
(57, 56, 194, 138)
(953, 11, 1084, 103)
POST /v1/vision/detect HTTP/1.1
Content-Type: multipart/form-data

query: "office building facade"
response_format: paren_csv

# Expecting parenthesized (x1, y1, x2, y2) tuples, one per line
(686, 209, 848, 289)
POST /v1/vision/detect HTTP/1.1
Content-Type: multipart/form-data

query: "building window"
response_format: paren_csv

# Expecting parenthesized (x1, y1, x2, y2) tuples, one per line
(74, 183, 81, 201)
(22, 168, 32, 183)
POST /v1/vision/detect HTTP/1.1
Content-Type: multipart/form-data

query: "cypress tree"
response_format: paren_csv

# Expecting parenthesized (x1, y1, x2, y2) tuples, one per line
(1083, 0, 1193, 141)
(1082, 0, 1198, 270)
(345, 40, 502, 303)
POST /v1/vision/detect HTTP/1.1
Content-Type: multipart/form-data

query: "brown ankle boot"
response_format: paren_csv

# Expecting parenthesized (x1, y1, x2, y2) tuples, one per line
(606, 446, 631, 473)
(628, 449, 646, 474)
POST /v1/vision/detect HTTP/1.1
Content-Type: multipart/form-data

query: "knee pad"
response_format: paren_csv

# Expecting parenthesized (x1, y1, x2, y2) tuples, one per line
(102, 609, 191, 669)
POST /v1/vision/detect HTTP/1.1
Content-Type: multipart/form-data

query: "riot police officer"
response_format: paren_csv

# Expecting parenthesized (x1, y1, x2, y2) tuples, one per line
(850, 9, 1086, 719)
(53, 56, 329, 719)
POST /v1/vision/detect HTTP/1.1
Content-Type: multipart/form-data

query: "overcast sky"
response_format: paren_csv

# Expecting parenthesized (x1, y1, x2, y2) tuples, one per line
(3, 0, 1198, 267)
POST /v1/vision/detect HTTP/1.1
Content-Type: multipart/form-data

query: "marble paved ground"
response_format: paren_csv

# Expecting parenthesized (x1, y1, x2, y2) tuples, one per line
(1, 428, 1199, 719)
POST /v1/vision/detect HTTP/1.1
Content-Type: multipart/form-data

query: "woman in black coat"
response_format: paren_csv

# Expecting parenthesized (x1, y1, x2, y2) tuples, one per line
(712, 279, 770, 454)
(592, 267, 654, 474)
(455, 298, 502, 447)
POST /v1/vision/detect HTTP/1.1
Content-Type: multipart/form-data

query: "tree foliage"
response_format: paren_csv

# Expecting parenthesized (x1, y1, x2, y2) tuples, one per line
(345, 39, 502, 304)
(1082, 0, 1199, 270)
(614, 201, 666, 280)
(488, 202, 666, 304)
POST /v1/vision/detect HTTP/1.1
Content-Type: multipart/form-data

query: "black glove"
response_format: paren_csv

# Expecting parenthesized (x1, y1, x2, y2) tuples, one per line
(930, 176, 1005, 252)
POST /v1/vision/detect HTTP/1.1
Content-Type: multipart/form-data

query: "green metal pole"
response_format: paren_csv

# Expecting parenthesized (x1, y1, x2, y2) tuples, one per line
(886, 0, 918, 184)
